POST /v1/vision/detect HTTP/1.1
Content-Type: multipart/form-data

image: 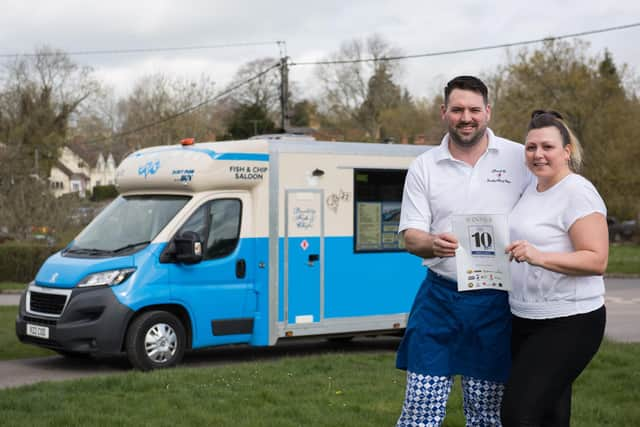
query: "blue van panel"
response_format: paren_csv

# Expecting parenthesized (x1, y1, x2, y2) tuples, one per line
(278, 236, 424, 322)
(55, 238, 271, 351)
(165, 237, 269, 349)
(32, 233, 421, 353)
(249, 238, 270, 346)
(35, 251, 136, 289)
(285, 236, 321, 324)
(111, 243, 171, 310)
(324, 237, 423, 318)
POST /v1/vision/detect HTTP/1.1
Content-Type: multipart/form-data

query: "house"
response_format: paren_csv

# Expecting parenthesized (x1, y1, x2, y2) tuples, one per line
(48, 138, 119, 198)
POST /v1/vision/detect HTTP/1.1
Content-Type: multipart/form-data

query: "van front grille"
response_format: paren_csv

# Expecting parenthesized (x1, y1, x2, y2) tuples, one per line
(29, 291, 68, 316)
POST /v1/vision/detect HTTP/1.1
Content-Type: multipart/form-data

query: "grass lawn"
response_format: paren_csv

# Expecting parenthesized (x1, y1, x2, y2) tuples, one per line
(0, 282, 26, 293)
(0, 340, 638, 426)
(0, 306, 54, 360)
(607, 244, 640, 275)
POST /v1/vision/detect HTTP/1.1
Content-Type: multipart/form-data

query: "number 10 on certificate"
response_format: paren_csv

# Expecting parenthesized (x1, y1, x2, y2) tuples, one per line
(452, 214, 511, 292)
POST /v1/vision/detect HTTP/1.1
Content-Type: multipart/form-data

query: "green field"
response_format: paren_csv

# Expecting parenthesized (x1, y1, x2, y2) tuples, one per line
(0, 282, 27, 293)
(0, 339, 638, 426)
(607, 244, 640, 275)
(0, 306, 54, 360)
(2, 309, 640, 426)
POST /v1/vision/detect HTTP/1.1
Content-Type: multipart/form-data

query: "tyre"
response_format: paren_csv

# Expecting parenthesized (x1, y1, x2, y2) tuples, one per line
(125, 311, 186, 371)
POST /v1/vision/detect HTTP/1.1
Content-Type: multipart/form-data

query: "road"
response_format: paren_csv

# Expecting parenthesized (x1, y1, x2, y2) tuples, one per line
(601, 277, 640, 342)
(0, 277, 638, 390)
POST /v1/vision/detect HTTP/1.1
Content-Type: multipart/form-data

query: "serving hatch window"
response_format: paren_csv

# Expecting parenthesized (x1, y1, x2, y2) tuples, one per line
(354, 169, 407, 252)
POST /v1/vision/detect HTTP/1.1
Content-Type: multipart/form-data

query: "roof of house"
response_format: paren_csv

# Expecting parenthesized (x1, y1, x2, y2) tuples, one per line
(51, 160, 74, 178)
(52, 160, 89, 180)
(67, 137, 104, 166)
(67, 136, 128, 167)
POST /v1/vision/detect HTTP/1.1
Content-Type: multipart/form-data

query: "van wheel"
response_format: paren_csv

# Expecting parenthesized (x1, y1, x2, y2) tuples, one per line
(126, 311, 186, 371)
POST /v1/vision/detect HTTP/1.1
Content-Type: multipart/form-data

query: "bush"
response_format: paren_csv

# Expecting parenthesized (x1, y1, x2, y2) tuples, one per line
(91, 185, 118, 202)
(0, 242, 63, 283)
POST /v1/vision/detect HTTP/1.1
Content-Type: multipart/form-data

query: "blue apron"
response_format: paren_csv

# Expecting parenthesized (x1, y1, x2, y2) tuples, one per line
(396, 269, 511, 382)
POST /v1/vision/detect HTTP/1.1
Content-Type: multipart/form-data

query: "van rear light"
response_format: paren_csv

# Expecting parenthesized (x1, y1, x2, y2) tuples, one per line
(181, 138, 195, 146)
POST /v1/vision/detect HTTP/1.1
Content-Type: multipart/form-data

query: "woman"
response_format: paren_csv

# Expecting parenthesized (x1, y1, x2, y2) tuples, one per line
(500, 110, 608, 427)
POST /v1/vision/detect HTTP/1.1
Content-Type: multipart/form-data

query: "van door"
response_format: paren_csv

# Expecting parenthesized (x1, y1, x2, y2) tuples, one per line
(285, 189, 324, 326)
(167, 192, 256, 348)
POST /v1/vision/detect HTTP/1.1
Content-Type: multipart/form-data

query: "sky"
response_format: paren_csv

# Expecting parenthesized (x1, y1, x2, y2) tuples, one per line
(1, 0, 639, 102)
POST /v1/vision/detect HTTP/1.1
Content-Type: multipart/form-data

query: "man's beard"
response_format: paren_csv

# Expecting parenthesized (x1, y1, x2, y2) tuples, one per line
(448, 122, 487, 147)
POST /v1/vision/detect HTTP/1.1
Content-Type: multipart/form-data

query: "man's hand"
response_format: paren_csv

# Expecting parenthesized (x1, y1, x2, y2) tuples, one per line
(403, 229, 459, 258)
(432, 232, 459, 257)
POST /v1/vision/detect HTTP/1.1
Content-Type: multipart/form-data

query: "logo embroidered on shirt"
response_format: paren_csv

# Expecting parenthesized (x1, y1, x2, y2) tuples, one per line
(487, 168, 512, 184)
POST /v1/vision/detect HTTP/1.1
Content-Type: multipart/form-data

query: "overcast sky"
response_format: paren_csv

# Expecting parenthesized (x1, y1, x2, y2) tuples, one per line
(1, 1, 639, 101)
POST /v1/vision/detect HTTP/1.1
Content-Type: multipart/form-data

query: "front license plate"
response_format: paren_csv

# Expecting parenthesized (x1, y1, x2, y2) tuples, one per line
(26, 323, 50, 339)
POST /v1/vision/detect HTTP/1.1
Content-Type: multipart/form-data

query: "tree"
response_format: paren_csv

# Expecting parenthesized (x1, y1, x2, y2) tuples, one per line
(288, 100, 317, 128)
(357, 63, 403, 139)
(116, 73, 219, 150)
(315, 34, 405, 141)
(70, 85, 119, 142)
(0, 46, 100, 176)
(224, 58, 282, 114)
(0, 46, 101, 238)
(487, 39, 640, 218)
(0, 148, 75, 240)
(225, 103, 276, 139)
(378, 94, 444, 144)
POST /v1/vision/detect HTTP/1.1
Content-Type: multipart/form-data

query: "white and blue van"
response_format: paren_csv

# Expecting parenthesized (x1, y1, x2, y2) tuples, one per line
(16, 137, 430, 370)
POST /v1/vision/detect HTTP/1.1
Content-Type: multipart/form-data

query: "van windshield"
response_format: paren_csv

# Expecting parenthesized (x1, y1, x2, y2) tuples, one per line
(67, 195, 190, 255)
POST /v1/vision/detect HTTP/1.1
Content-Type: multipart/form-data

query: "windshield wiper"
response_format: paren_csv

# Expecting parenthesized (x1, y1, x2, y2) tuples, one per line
(111, 241, 151, 254)
(65, 247, 112, 256)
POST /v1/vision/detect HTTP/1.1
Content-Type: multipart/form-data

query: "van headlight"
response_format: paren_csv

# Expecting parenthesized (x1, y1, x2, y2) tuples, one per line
(77, 268, 136, 288)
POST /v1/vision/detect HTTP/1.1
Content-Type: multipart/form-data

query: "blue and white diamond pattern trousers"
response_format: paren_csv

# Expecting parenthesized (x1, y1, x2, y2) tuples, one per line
(396, 371, 504, 427)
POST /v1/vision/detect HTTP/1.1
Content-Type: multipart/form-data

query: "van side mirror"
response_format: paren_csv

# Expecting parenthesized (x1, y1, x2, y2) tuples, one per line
(174, 231, 203, 264)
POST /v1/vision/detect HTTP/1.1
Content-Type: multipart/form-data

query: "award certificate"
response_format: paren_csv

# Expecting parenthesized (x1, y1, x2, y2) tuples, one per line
(451, 214, 511, 292)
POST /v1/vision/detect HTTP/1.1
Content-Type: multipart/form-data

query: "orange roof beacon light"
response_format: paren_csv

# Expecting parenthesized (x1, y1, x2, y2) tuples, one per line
(180, 138, 195, 146)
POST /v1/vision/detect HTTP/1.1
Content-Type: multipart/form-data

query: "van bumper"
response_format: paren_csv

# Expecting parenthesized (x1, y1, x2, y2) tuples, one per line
(15, 286, 134, 356)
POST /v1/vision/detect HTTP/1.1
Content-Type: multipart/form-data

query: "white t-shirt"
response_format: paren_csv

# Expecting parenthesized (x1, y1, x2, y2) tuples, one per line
(508, 173, 606, 319)
(399, 128, 531, 280)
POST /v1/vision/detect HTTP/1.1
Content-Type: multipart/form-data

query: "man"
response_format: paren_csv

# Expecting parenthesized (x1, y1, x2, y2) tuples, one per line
(395, 76, 531, 426)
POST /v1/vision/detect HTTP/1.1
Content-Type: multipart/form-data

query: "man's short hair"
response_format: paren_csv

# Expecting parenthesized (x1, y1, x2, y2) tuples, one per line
(444, 76, 489, 106)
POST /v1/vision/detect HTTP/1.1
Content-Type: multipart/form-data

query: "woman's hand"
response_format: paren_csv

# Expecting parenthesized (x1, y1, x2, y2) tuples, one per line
(505, 240, 544, 266)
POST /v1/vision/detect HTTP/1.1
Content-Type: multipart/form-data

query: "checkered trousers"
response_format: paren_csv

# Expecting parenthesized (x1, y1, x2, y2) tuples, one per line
(396, 372, 504, 427)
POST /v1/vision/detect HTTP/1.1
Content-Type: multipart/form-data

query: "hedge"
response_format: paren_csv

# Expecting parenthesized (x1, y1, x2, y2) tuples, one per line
(91, 185, 118, 202)
(0, 243, 63, 283)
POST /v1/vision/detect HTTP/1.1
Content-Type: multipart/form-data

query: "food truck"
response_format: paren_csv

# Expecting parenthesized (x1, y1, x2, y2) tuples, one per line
(16, 137, 430, 370)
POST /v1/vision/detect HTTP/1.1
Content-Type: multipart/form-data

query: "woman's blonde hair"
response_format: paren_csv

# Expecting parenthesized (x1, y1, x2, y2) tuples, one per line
(528, 110, 583, 172)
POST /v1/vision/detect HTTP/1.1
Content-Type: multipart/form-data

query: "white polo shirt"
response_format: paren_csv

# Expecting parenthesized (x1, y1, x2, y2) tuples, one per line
(508, 174, 606, 319)
(399, 128, 531, 280)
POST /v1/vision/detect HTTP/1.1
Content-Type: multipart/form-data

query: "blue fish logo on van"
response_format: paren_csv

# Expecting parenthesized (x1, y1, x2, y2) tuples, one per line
(138, 161, 160, 178)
